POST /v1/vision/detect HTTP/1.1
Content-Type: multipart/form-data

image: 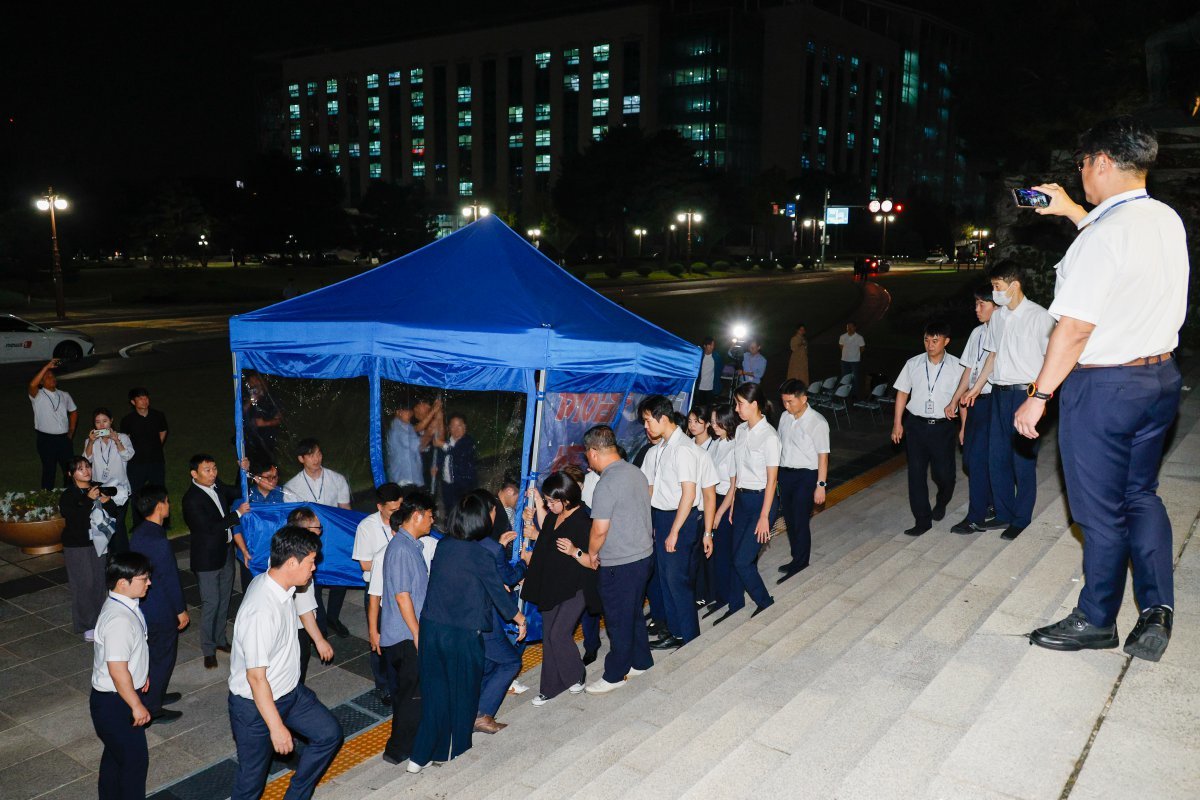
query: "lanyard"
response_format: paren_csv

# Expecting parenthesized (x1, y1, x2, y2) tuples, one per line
(95, 437, 113, 472)
(41, 389, 61, 414)
(302, 471, 324, 502)
(110, 594, 147, 638)
(925, 358, 946, 398)
(380, 515, 393, 544)
(1089, 193, 1150, 227)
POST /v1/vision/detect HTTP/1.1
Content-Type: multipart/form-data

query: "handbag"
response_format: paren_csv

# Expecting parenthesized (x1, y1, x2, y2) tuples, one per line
(89, 500, 117, 557)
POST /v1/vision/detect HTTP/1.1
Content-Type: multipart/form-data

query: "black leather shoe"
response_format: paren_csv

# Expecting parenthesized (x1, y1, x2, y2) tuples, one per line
(328, 619, 351, 638)
(981, 516, 1008, 530)
(649, 636, 683, 650)
(777, 561, 798, 573)
(215, 644, 232, 654)
(582, 649, 598, 666)
(712, 608, 741, 626)
(203, 655, 218, 669)
(150, 708, 183, 724)
(1029, 609, 1118, 651)
(1000, 525, 1025, 541)
(373, 688, 392, 705)
(950, 518, 985, 535)
(776, 565, 807, 584)
(161, 692, 182, 705)
(750, 598, 775, 618)
(1123, 606, 1173, 662)
(904, 523, 931, 537)
(701, 602, 727, 619)
(382, 751, 406, 765)
(931, 504, 946, 522)
(646, 620, 669, 639)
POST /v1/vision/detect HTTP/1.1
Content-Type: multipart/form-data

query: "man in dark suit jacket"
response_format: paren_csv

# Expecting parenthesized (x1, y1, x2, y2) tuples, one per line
(436, 414, 477, 513)
(182, 453, 249, 669)
(129, 485, 188, 722)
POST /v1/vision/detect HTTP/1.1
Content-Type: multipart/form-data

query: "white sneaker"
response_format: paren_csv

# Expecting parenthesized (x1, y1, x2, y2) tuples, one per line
(626, 667, 647, 678)
(508, 679, 530, 695)
(585, 678, 624, 695)
(531, 693, 551, 707)
(83, 629, 95, 643)
(568, 682, 585, 694)
(406, 760, 423, 774)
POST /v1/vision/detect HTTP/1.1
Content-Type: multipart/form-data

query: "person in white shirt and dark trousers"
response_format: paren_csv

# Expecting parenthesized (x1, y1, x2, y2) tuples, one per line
(776, 379, 830, 580)
(28, 360, 77, 489)
(695, 338, 723, 406)
(891, 321, 966, 537)
(838, 323, 866, 398)
(228, 526, 343, 800)
(351, 482, 405, 703)
(89, 552, 154, 800)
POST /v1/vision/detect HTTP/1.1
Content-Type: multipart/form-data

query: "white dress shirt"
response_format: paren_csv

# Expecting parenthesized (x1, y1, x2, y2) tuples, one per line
(959, 324, 993, 396)
(694, 447, 720, 512)
(88, 434, 135, 505)
(283, 467, 351, 507)
(647, 428, 702, 511)
(698, 353, 716, 391)
(732, 418, 781, 490)
(707, 438, 736, 496)
(778, 406, 831, 469)
(984, 299, 1055, 385)
(294, 580, 318, 630)
(894, 353, 965, 419)
(352, 511, 393, 582)
(839, 333, 865, 362)
(229, 573, 301, 700)
(1050, 189, 1188, 364)
(581, 470, 600, 507)
(91, 592, 149, 692)
(30, 388, 76, 434)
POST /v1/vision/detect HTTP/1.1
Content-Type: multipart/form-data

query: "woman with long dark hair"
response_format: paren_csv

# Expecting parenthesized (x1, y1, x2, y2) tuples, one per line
(60, 455, 115, 639)
(704, 404, 739, 614)
(712, 383, 779, 623)
(407, 493, 527, 772)
(83, 407, 134, 553)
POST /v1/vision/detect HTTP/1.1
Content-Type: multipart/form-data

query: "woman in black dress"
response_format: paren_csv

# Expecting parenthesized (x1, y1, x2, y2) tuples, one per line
(521, 471, 599, 706)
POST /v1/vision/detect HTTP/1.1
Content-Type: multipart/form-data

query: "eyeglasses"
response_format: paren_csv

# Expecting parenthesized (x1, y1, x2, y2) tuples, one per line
(1076, 153, 1094, 172)
(306, 524, 324, 533)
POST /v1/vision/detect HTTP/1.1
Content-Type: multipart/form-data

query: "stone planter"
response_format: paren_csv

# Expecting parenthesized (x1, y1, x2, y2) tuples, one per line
(0, 517, 66, 555)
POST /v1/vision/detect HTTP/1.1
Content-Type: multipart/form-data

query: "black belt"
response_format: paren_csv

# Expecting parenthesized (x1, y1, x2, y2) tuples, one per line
(992, 383, 1029, 392)
(779, 466, 816, 472)
(736, 487, 765, 494)
(909, 416, 951, 425)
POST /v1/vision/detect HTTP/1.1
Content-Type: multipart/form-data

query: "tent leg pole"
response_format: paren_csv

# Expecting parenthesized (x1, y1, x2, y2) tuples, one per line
(369, 362, 384, 486)
(232, 353, 248, 500)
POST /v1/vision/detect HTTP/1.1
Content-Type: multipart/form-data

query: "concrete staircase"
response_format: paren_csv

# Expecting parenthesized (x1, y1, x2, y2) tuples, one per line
(317, 392, 1200, 800)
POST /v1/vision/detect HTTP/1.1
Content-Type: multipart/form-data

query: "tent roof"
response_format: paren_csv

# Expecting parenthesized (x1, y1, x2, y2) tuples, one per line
(229, 216, 699, 389)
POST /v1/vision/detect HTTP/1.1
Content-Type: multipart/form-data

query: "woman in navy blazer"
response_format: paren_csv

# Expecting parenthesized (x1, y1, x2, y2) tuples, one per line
(408, 493, 527, 772)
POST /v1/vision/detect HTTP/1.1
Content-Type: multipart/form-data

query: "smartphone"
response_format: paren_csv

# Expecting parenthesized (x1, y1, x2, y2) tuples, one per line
(94, 429, 111, 438)
(1012, 188, 1050, 208)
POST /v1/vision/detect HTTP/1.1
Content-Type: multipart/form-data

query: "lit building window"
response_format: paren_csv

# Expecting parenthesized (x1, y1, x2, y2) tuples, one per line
(349, 142, 361, 157)
(307, 81, 318, 96)
(327, 99, 339, 115)
(388, 71, 402, 86)
(873, 113, 882, 129)
(411, 114, 425, 130)
(411, 90, 424, 107)
(288, 83, 300, 98)
(457, 85, 472, 103)
(326, 78, 338, 94)
(677, 123, 708, 141)
(412, 162, 426, 177)
(366, 73, 380, 89)
(411, 137, 425, 155)
(370, 162, 382, 179)
(806, 41, 816, 54)
(564, 48, 580, 66)
(334, 164, 342, 175)
(801, 154, 811, 169)
(849, 82, 859, 97)
(329, 143, 341, 158)
(368, 118, 381, 133)
(508, 105, 523, 123)
(593, 43, 610, 62)
(410, 67, 424, 84)
(673, 68, 711, 86)
(535, 129, 550, 147)
(817, 153, 827, 169)
(871, 183, 878, 197)
(367, 96, 380, 112)
(820, 73, 830, 88)
(688, 40, 712, 56)
(851, 56, 860, 69)
(459, 180, 473, 196)
(290, 127, 301, 141)
(592, 71, 609, 90)
(289, 104, 301, 120)
(369, 140, 381, 157)
(817, 127, 827, 145)
(290, 145, 302, 160)
(592, 125, 607, 141)
(623, 95, 641, 114)
(458, 110, 472, 127)
(875, 89, 884, 106)
(846, 132, 856, 148)
(871, 136, 880, 154)
(535, 51, 550, 69)
(458, 133, 472, 148)
(592, 97, 609, 117)
(564, 74, 580, 92)
(687, 97, 711, 113)
(535, 103, 550, 121)
(535, 154, 551, 172)
(901, 50, 919, 105)
(508, 133, 523, 148)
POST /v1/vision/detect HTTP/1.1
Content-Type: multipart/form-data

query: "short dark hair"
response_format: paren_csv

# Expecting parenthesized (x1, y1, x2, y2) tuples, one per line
(795, 322, 806, 330)
(688, 403, 712, 427)
(988, 260, 1023, 285)
(446, 492, 493, 542)
(711, 403, 740, 439)
(541, 471, 583, 509)
(499, 471, 521, 494)
(376, 482, 403, 504)
(448, 413, 467, 427)
(287, 506, 319, 526)
(637, 394, 674, 423)
(269, 525, 322, 569)
(393, 489, 437, 531)
(250, 460, 278, 475)
(583, 425, 617, 452)
(294, 438, 320, 458)
(136, 485, 169, 518)
(106, 551, 152, 590)
(128, 387, 149, 402)
(68, 454, 91, 476)
(701, 336, 715, 346)
(392, 398, 413, 412)
(972, 281, 996, 304)
(924, 319, 952, 339)
(779, 378, 808, 397)
(189, 453, 216, 472)
(1077, 115, 1157, 175)
(92, 407, 114, 425)
(561, 464, 585, 487)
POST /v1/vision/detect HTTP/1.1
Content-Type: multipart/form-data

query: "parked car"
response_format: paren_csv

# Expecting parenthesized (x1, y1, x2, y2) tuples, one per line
(925, 252, 951, 265)
(0, 313, 95, 363)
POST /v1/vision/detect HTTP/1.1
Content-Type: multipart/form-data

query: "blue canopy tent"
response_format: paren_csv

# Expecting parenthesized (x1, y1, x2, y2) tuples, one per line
(228, 215, 700, 588)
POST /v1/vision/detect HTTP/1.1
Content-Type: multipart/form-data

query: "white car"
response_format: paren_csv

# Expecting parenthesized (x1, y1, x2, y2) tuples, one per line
(0, 313, 95, 363)
(925, 254, 951, 265)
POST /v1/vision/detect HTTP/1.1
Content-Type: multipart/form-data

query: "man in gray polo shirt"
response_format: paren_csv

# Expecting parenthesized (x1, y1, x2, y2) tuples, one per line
(582, 425, 655, 694)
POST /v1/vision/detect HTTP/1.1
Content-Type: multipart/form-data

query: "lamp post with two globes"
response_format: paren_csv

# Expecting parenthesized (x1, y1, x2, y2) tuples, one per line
(632, 227, 647, 258)
(676, 210, 702, 264)
(526, 228, 542, 249)
(35, 188, 69, 319)
(462, 203, 491, 227)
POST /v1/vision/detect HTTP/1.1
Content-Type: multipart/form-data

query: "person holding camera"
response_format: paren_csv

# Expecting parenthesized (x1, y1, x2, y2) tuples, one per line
(84, 407, 135, 554)
(28, 359, 77, 489)
(60, 456, 116, 641)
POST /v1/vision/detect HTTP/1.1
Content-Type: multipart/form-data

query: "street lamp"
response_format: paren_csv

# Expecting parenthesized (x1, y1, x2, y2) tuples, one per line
(462, 203, 491, 221)
(632, 227, 647, 257)
(526, 228, 542, 249)
(675, 210, 702, 263)
(35, 188, 69, 319)
(972, 228, 989, 267)
(874, 213, 896, 257)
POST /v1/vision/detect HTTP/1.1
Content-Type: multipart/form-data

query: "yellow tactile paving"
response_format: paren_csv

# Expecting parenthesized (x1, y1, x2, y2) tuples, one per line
(263, 452, 907, 796)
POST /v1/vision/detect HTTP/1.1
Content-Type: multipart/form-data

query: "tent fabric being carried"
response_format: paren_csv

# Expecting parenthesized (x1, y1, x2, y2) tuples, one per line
(228, 214, 700, 490)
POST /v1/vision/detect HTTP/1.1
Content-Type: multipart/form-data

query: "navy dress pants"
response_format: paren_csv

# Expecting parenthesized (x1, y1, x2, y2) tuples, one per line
(229, 684, 343, 800)
(989, 387, 1041, 527)
(727, 490, 775, 612)
(1061, 361, 1181, 628)
(90, 690, 148, 800)
(479, 628, 521, 717)
(580, 610, 602, 654)
(710, 493, 733, 606)
(962, 393, 993, 524)
(651, 508, 701, 642)
(144, 622, 179, 715)
(597, 556, 654, 683)
(778, 467, 818, 568)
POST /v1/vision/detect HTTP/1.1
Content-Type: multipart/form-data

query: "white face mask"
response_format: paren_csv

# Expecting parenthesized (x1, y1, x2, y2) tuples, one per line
(992, 289, 1011, 306)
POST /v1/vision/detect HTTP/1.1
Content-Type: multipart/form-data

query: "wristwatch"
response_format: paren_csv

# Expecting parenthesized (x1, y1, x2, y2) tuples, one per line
(702, 530, 714, 538)
(1026, 383, 1053, 401)
(817, 481, 827, 488)
(574, 548, 585, 559)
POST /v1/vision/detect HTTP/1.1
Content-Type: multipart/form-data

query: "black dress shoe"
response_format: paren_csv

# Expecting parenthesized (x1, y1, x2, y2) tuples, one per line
(1000, 525, 1025, 541)
(750, 598, 775, 618)
(712, 608, 741, 626)
(161, 692, 182, 705)
(203, 655, 218, 669)
(150, 708, 183, 724)
(904, 523, 931, 537)
(777, 561, 797, 573)
(701, 602, 727, 619)
(582, 649, 598, 666)
(215, 645, 232, 654)
(328, 619, 351, 638)
(950, 519, 985, 535)
(382, 751, 406, 765)
(649, 636, 683, 650)
(1123, 605, 1173, 662)
(981, 516, 1008, 530)
(776, 564, 807, 584)
(931, 504, 946, 522)
(373, 688, 392, 705)
(1029, 609, 1118, 651)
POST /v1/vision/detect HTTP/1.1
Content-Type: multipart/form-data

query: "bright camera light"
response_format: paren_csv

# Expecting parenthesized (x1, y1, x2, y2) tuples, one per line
(36, 199, 50, 211)
(731, 323, 749, 340)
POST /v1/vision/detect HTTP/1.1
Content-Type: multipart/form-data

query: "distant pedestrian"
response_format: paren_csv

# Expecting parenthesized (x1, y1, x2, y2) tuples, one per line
(242, 372, 283, 468)
(84, 408, 135, 553)
(695, 337, 724, 406)
(121, 387, 168, 525)
(838, 323, 866, 398)
(60, 456, 113, 641)
(738, 340, 766, 385)
(787, 323, 810, 384)
(385, 401, 424, 487)
(434, 413, 478, 513)
(352, 482, 407, 703)
(28, 359, 77, 489)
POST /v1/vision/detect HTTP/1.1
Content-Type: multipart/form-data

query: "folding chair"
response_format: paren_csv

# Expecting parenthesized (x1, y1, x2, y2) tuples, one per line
(853, 383, 888, 424)
(826, 384, 853, 430)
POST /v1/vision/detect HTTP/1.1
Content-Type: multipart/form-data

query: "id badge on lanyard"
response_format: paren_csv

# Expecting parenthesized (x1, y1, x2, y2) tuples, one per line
(925, 399, 935, 416)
